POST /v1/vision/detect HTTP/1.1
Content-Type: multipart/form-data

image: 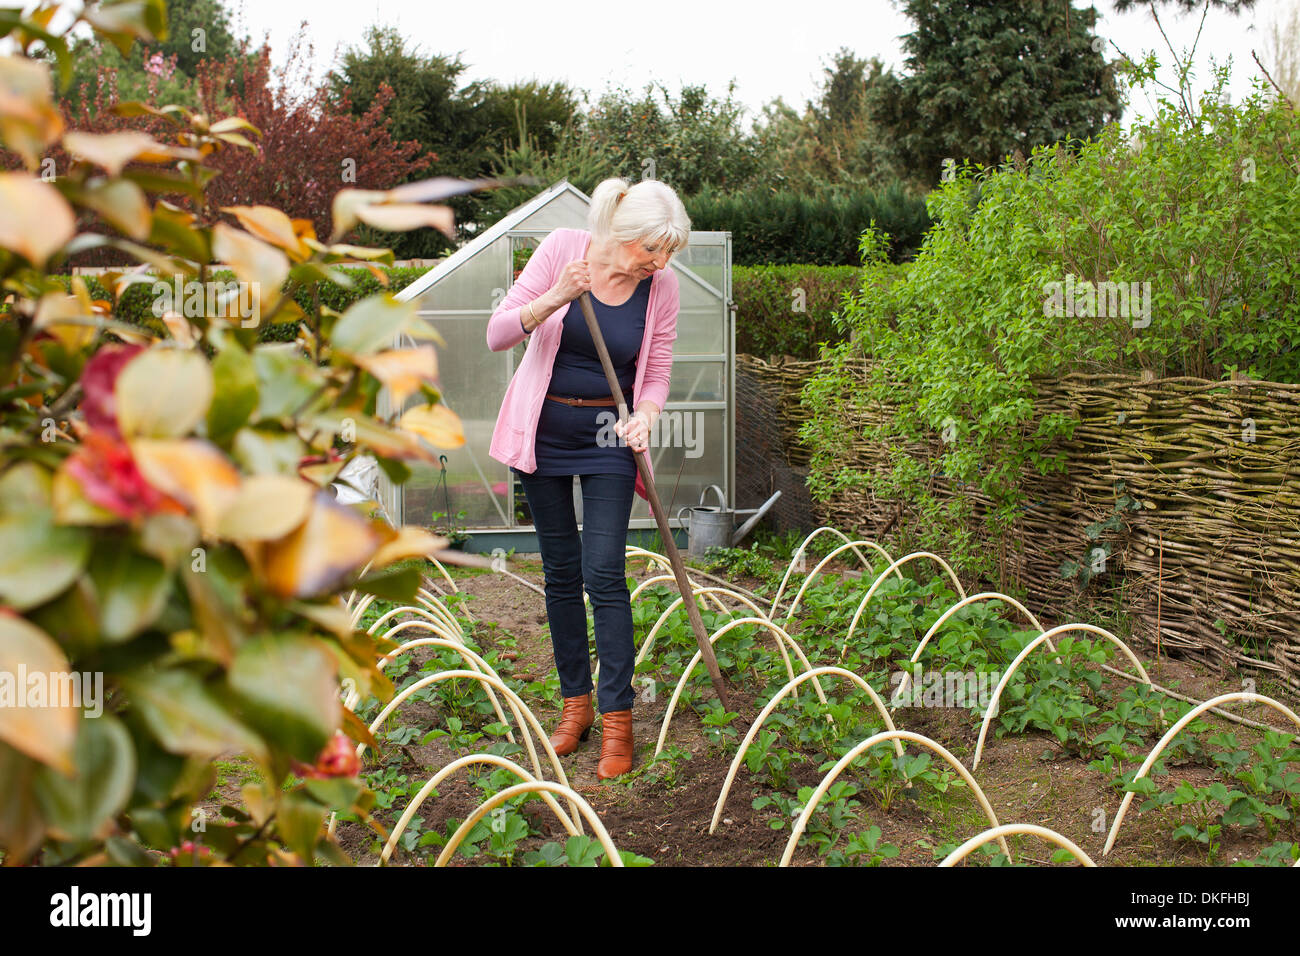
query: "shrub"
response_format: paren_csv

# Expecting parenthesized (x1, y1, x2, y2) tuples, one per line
(0, 1, 482, 865)
(48, 266, 432, 343)
(732, 264, 881, 359)
(802, 62, 1300, 552)
(685, 183, 931, 266)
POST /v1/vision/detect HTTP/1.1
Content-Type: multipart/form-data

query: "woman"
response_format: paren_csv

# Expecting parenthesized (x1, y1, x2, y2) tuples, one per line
(486, 177, 689, 779)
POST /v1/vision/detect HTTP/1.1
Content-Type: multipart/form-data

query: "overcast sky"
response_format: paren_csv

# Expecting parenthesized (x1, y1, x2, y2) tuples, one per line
(220, 0, 1296, 125)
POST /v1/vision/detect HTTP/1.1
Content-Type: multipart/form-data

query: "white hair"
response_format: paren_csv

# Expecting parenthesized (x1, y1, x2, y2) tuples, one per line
(586, 177, 691, 254)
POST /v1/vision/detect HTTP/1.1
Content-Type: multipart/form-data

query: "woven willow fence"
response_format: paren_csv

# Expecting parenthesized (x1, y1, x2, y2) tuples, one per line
(741, 354, 1300, 695)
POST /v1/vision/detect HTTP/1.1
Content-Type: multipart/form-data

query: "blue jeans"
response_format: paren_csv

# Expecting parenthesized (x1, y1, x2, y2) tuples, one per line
(516, 471, 637, 713)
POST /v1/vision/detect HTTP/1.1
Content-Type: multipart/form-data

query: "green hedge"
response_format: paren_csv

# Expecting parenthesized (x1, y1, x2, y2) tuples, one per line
(686, 184, 930, 266)
(732, 264, 904, 359)
(56, 266, 431, 342)
(60, 262, 907, 362)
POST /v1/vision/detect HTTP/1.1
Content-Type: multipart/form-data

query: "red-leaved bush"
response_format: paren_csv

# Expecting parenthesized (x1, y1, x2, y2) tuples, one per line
(195, 41, 432, 240)
(9, 38, 432, 266)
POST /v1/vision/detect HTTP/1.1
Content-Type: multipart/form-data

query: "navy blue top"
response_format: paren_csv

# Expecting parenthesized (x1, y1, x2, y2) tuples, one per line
(519, 276, 651, 478)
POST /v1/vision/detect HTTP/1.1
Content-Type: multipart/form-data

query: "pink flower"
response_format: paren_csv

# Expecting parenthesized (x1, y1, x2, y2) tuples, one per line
(80, 344, 144, 438)
(64, 431, 183, 521)
(144, 52, 176, 79)
(292, 732, 361, 779)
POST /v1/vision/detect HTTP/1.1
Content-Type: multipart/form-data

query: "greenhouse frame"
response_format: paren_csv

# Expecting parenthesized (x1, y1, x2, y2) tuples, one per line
(381, 180, 735, 552)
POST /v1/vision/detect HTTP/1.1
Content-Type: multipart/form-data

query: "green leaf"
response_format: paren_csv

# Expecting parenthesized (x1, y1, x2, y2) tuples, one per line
(0, 743, 45, 862)
(122, 669, 267, 762)
(33, 714, 136, 843)
(331, 295, 418, 356)
(88, 541, 171, 642)
(303, 777, 363, 809)
(277, 790, 327, 862)
(232, 427, 306, 476)
(616, 849, 656, 866)
(252, 345, 325, 420)
(0, 511, 90, 611)
(227, 635, 339, 762)
(207, 344, 260, 444)
(115, 348, 214, 439)
(565, 833, 602, 867)
(352, 565, 420, 603)
(83, 0, 169, 54)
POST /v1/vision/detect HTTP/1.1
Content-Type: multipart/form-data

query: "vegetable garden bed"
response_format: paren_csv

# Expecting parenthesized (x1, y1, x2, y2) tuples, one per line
(265, 529, 1300, 867)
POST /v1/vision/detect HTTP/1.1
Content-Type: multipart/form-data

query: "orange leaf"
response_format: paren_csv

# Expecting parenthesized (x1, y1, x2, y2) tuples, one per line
(211, 224, 289, 316)
(369, 526, 450, 570)
(216, 474, 314, 542)
(223, 205, 308, 260)
(398, 403, 465, 449)
(63, 130, 200, 175)
(0, 56, 64, 168)
(0, 616, 79, 774)
(130, 439, 242, 536)
(33, 291, 96, 351)
(0, 173, 75, 266)
(262, 493, 382, 598)
(353, 347, 438, 405)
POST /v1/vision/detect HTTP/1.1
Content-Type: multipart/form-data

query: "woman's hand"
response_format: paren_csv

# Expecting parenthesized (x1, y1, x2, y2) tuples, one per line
(552, 258, 592, 303)
(614, 410, 651, 453)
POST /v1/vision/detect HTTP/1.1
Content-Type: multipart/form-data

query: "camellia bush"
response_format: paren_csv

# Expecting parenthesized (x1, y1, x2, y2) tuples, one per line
(803, 59, 1300, 569)
(0, 1, 485, 865)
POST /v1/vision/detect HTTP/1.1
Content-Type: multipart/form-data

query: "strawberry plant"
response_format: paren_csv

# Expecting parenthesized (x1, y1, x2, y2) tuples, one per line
(827, 825, 901, 867)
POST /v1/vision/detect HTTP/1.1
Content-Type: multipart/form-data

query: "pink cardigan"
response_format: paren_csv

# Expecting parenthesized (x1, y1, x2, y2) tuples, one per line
(486, 227, 679, 501)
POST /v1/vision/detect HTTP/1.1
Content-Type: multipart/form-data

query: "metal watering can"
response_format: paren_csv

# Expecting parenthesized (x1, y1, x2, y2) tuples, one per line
(676, 485, 783, 556)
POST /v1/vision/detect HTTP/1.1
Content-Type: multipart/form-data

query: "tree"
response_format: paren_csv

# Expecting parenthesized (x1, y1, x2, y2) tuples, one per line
(1261, 0, 1300, 107)
(328, 25, 550, 255)
(58, 0, 246, 114)
(197, 44, 433, 249)
(585, 81, 764, 195)
(480, 79, 582, 158)
(485, 108, 612, 219)
(1112, 0, 1255, 11)
(868, 0, 1122, 186)
(21, 39, 434, 267)
(752, 48, 906, 191)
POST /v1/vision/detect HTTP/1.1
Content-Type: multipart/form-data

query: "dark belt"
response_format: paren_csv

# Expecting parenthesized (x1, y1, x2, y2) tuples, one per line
(545, 392, 632, 407)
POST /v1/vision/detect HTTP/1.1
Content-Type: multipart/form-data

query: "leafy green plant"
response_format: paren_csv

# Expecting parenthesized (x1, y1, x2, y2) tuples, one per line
(744, 728, 798, 790)
(802, 58, 1300, 561)
(826, 825, 901, 867)
(1232, 841, 1300, 867)
(1059, 481, 1143, 589)
(699, 701, 741, 749)
(0, 1, 482, 866)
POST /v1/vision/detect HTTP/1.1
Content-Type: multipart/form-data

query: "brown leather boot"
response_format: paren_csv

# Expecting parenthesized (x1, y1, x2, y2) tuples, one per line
(596, 709, 634, 780)
(549, 693, 594, 756)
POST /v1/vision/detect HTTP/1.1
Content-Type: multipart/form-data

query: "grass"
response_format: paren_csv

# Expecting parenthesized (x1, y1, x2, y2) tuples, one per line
(213, 757, 262, 788)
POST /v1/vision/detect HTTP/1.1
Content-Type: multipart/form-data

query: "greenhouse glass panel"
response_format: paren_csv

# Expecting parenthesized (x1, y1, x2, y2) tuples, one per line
(412, 242, 508, 313)
(400, 315, 512, 529)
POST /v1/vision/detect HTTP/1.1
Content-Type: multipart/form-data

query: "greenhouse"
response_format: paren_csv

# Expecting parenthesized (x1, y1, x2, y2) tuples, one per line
(386, 180, 735, 551)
